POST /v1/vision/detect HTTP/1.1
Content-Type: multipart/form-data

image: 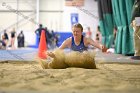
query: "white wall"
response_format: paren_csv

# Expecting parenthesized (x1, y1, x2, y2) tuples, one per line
(62, 0, 99, 39)
(39, 0, 99, 39)
(0, 0, 99, 46)
(39, 0, 64, 31)
(0, 0, 37, 46)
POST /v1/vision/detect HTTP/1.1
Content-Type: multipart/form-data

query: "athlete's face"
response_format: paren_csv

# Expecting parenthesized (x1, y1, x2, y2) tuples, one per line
(72, 27, 82, 38)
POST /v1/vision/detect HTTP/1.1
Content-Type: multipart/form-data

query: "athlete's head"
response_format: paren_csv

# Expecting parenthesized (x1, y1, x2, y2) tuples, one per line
(72, 23, 83, 37)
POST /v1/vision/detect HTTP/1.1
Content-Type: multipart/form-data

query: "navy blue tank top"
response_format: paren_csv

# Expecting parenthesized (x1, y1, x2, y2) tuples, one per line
(71, 35, 87, 52)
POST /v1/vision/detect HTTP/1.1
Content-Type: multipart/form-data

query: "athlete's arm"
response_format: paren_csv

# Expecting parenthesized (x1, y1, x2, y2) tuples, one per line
(59, 37, 71, 49)
(85, 38, 103, 50)
(47, 37, 71, 58)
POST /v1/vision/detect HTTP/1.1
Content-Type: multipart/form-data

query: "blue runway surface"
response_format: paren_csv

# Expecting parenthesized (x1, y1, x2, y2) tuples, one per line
(0, 48, 37, 61)
(0, 48, 140, 64)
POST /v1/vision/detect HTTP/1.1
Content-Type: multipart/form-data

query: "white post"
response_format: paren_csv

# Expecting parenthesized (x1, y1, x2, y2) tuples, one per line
(17, 0, 19, 30)
(36, 0, 39, 26)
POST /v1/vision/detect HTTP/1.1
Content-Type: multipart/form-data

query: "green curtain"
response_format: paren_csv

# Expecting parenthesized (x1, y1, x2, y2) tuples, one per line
(111, 0, 135, 54)
(98, 0, 114, 48)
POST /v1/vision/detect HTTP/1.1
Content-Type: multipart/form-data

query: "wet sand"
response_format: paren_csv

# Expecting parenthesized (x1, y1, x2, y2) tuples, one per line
(0, 62, 140, 93)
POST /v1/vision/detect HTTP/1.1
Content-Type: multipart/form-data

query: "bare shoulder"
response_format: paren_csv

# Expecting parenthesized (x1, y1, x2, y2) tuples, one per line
(63, 37, 72, 45)
(65, 37, 72, 42)
(84, 37, 91, 43)
(83, 36, 90, 46)
(59, 37, 72, 49)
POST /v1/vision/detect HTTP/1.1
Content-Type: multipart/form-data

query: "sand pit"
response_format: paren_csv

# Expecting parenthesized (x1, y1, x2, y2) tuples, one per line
(0, 62, 140, 93)
(38, 49, 96, 69)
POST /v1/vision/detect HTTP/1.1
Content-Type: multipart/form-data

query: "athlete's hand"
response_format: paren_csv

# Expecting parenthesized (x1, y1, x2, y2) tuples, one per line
(101, 45, 108, 52)
(46, 51, 56, 58)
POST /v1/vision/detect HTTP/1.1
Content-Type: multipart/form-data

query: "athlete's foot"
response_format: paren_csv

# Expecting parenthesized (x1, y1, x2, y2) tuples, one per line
(37, 58, 49, 69)
(46, 51, 56, 58)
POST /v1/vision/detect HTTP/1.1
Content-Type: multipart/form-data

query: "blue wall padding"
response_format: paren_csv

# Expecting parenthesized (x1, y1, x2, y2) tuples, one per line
(28, 32, 72, 48)
(57, 32, 72, 47)
(28, 32, 85, 48)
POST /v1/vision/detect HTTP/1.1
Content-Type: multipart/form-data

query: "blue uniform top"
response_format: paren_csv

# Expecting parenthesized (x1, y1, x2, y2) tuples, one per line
(71, 35, 88, 52)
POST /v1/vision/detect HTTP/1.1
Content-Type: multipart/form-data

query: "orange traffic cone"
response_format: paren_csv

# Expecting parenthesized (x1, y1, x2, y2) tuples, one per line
(38, 30, 47, 59)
